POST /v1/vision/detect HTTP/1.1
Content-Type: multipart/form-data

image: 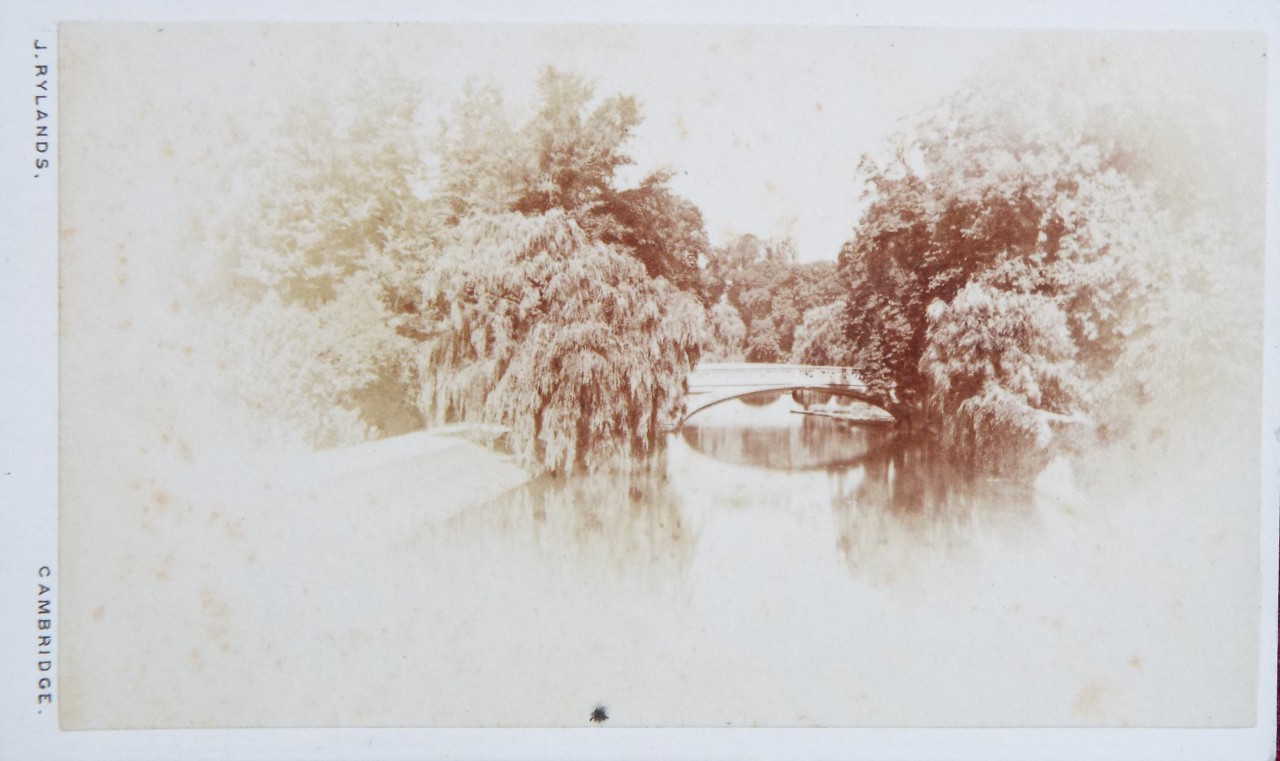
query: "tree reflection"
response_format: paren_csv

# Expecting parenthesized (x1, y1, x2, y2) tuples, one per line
(435, 457, 697, 578)
(683, 403, 1039, 581)
(827, 433, 1037, 578)
(682, 415, 896, 471)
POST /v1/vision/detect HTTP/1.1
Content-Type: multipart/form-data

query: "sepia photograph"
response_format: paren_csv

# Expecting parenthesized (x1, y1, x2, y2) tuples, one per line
(2, 3, 1278, 759)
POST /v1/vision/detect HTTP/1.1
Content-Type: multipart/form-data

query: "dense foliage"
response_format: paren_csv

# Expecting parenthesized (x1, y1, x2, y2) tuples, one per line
(790, 299, 856, 366)
(224, 68, 713, 473)
(219, 50, 1260, 485)
(435, 69, 710, 291)
(418, 211, 705, 474)
(699, 234, 844, 362)
(833, 57, 1261, 474)
(220, 86, 436, 446)
(703, 296, 747, 362)
(416, 69, 713, 472)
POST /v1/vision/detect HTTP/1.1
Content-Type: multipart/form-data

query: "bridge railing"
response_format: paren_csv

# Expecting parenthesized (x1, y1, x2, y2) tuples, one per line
(687, 362, 867, 389)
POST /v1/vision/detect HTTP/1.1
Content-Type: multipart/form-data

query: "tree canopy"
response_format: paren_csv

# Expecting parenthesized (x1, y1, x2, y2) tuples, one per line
(833, 48, 1261, 475)
(215, 50, 1261, 486)
(219, 83, 436, 446)
(699, 234, 843, 362)
(435, 68, 709, 291)
(416, 69, 713, 472)
(418, 211, 705, 474)
(221, 67, 715, 471)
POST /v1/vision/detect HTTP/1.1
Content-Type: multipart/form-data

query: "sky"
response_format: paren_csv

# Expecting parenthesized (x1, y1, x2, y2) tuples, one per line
(66, 23, 1265, 264)
(447, 25, 997, 261)
(72, 23, 1001, 262)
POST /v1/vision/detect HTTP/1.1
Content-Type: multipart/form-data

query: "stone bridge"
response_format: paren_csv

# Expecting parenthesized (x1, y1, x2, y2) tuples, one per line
(679, 362, 887, 426)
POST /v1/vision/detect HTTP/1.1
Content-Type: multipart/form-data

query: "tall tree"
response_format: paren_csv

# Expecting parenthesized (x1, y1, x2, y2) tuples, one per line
(222, 82, 437, 445)
(832, 45, 1258, 474)
(431, 67, 708, 290)
(432, 81, 523, 223)
(510, 68, 640, 216)
(592, 171, 708, 291)
(418, 211, 706, 474)
(418, 69, 714, 473)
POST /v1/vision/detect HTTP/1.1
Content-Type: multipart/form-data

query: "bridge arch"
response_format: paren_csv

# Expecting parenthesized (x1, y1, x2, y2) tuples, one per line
(679, 384, 894, 427)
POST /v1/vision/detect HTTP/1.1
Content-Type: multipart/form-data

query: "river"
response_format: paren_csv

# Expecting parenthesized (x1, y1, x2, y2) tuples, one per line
(64, 389, 1256, 729)
(401, 390, 1257, 727)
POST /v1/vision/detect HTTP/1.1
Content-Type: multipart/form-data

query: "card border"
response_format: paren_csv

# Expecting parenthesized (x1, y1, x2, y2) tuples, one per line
(1, 2, 1276, 759)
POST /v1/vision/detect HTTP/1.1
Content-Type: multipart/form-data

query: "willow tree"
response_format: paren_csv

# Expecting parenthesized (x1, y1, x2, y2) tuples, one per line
(419, 211, 706, 474)
(417, 68, 715, 474)
(920, 283, 1086, 477)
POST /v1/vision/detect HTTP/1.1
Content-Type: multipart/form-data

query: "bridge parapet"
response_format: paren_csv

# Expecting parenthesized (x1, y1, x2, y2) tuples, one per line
(678, 362, 882, 427)
(687, 362, 867, 390)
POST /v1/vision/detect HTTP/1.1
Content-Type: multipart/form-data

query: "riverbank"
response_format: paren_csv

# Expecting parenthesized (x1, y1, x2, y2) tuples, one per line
(279, 426, 533, 528)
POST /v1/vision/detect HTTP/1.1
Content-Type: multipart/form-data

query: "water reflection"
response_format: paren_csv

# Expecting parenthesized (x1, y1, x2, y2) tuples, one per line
(824, 434, 1036, 577)
(436, 459, 698, 577)
(682, 415, 895, 471)
(829, 432, 1035, 515)
(437, 391, 1037, 585)
(681, 391, 1037, 578)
